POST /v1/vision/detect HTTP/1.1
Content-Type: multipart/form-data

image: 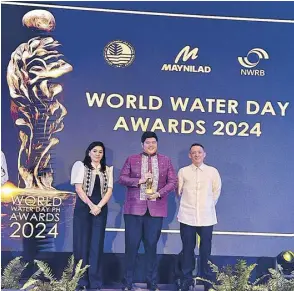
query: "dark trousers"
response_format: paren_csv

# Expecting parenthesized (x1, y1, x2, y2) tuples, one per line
(73, 210, 107, 288)
(180, 223, 213, 288)
(123, 210, 163, 286)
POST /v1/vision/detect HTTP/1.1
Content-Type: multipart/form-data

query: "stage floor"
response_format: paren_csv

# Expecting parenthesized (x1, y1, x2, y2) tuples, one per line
(4, 288, 205, 291)
(99, 284, 205, 291)
(6, 285, 206, 291)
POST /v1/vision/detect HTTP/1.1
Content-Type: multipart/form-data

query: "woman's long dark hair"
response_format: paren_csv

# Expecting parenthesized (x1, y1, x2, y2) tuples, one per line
(83, 141, 106, 172)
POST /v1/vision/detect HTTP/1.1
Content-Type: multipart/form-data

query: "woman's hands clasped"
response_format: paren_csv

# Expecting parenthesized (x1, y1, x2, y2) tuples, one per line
(89, 204, 102, 216)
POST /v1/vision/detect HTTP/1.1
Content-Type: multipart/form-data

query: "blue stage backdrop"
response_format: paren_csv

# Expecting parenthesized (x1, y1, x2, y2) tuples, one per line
(1, 2, 293, 257)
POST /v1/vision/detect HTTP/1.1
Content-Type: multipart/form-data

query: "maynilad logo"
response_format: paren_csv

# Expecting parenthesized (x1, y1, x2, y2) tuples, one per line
(104, 40, 135, 68)
(161, 46, 211, 73)
(238, 48, 269, 76)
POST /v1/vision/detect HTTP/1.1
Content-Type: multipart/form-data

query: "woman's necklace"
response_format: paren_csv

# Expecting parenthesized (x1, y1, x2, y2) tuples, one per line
(92, 163, 101, 175)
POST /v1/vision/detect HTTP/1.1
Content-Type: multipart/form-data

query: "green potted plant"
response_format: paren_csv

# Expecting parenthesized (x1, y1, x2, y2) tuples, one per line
(266, 265, 294, 291)
(21, 255, 89, 291)
(1, 256, 28, 290)
(196, 259, 268, 291)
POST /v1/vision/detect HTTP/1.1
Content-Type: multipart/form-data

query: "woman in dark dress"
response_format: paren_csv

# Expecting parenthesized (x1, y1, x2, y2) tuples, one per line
(71, 141, 113, 290)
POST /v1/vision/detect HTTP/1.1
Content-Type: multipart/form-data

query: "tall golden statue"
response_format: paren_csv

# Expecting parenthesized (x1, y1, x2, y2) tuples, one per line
(7, 10, 73, 190)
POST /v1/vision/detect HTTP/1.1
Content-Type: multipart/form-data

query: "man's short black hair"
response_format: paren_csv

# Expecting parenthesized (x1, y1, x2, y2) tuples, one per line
(190, 143, 205, 151)
(141, 131, 158, 143)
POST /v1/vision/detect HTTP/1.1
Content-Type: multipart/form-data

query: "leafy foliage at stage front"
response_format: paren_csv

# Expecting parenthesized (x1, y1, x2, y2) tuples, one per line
(1, 256, 28, 289)
(21, 255, 89, 291)
(266, 265, 294, 291)
(197, 259, 268, 291)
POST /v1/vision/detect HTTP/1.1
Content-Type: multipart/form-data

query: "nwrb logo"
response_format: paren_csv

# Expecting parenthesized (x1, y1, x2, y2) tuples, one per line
(238, 48, 269, 76)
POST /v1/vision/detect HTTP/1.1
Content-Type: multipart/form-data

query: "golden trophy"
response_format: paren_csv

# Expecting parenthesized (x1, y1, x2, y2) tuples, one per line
(145, 175, 153, 195)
